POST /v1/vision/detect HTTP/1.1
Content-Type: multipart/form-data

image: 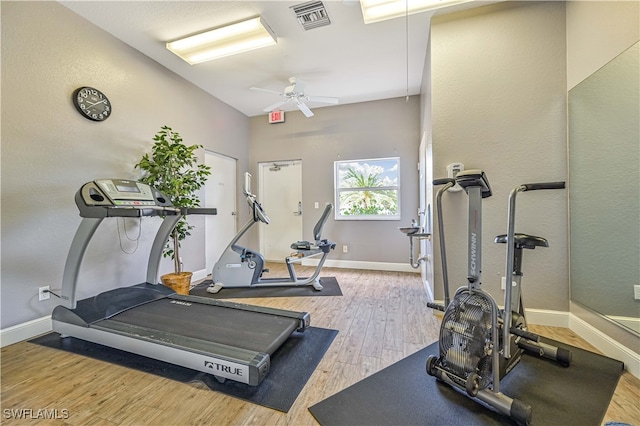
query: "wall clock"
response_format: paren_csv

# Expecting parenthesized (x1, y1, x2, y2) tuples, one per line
(72, 87, 112, 121)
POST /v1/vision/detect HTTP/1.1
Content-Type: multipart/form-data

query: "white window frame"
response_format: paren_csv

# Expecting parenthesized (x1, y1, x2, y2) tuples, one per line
(334, 157, 401, 221)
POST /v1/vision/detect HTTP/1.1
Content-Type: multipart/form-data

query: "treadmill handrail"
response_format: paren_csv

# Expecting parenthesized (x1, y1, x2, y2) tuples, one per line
(60, 218, 103, 308)
(61, 180, 217, 309)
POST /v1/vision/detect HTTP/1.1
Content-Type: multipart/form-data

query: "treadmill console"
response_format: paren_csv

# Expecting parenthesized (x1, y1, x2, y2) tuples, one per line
(94, 179, 156, 206)
(77, 179, 175, 218)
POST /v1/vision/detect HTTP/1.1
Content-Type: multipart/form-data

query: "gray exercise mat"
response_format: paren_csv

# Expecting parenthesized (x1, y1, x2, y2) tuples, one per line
(190, 277, 342, 299)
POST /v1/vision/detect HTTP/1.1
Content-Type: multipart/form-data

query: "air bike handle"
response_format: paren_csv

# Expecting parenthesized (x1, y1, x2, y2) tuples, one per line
(433, 177, 456, 309)
(503, 179, 565, 358)
(434, 178, 456, 187)
(521, 182, 566, 191)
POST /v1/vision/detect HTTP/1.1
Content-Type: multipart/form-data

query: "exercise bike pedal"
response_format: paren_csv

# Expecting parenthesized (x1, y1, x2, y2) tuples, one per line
(517, 337, 573, 367)
(518, 339, 544, 357)
(427, 302, 446, 312)
(206, 283, 224, 294)
(509, 326, 540, 342)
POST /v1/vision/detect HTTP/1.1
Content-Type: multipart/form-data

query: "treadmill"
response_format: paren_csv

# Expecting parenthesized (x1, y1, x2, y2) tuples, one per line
(52, 179, 310, 386)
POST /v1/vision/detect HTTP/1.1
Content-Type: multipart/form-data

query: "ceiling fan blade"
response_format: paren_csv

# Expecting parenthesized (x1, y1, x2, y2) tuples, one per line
(296, 100, 314, 118)
(263, 100, 288, 112)
(250, 86, 282, 95)
(293, 78, 306, 93)
(305, 96, 339, 105)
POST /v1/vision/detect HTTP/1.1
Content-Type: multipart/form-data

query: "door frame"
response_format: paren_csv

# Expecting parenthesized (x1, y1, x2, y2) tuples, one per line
(419, 133, 435, 302)
(204, 151, 237, 274)
(257, 160, 303, 261)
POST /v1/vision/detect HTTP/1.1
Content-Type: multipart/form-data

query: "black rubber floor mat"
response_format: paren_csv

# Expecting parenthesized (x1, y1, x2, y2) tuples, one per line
(30, 326, 338, 413)
(309, 337, 623, 425)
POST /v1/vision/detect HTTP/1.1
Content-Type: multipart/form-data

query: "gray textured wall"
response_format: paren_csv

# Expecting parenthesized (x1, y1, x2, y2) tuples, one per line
(249, 97, 421, 264)
(1, 2, 250, 328)
(430, 2, 569, 311)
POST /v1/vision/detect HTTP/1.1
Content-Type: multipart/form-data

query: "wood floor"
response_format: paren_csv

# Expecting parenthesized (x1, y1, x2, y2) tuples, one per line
(2, 265, 639, 425)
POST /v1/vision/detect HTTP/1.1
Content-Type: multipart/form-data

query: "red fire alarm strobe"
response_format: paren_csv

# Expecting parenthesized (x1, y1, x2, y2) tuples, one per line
(269, 110, 285, 124)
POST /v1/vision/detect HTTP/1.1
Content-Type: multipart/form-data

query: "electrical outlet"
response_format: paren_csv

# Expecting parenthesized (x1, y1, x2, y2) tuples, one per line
(501, 277, 516, 290)
(634, 285, 640, 300)
(342, 245, 348, 253)
(38, 286, 50, 301)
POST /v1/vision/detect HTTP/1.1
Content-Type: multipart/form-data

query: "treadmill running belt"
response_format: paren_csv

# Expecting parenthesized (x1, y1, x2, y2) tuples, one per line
(103, 298, 298, 355)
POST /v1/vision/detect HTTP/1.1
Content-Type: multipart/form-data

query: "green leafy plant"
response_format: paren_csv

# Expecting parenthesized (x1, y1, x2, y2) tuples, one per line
(135, 125, 211, 273)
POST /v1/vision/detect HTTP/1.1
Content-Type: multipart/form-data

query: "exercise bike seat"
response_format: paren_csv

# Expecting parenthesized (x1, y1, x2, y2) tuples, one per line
(289, 204, 334, 250)
(494, 233, 549, 249)
(291, 241, 312, 251)
(288, 204, 336, 257)
(290, 239, 335, 254)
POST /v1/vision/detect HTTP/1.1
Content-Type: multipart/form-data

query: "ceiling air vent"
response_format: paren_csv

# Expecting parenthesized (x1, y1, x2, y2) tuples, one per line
(291, 1, 331, 31)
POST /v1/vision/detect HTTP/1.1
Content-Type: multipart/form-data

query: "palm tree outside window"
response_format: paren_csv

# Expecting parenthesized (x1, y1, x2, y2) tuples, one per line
(334, 157, 400, 220)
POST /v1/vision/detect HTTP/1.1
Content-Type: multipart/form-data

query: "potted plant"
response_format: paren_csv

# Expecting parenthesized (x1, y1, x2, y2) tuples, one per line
(135, 125, 211, 294)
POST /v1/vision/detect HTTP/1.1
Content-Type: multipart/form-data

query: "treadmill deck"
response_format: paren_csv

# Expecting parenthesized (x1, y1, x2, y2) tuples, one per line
(52, 286, 309, 385)
(102, 297, 299, 355)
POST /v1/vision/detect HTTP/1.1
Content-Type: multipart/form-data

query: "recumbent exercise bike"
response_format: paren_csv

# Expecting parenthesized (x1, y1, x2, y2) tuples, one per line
(207, 172, 335, 294)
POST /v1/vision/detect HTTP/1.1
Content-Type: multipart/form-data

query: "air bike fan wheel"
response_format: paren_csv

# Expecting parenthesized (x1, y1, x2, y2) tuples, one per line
(427, 290, 495, 396)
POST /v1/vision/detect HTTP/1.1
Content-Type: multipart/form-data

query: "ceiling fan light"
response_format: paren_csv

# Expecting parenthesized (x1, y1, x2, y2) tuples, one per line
(360, 0, 473, 24)
(167, 16, 277, 64)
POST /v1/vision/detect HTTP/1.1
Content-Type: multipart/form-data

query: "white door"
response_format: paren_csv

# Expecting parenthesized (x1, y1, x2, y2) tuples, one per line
(258, 161, 303, 262)
(205, 151, 237, 274)
(419, 133, 435, 303)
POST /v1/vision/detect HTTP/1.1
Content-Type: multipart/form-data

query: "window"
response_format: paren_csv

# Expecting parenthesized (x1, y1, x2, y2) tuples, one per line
(334, 157, 400, 220)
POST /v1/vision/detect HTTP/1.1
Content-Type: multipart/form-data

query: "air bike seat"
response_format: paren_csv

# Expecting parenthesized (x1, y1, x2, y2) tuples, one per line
(495, 233, 549, 250)
(494, 233, 549, 286)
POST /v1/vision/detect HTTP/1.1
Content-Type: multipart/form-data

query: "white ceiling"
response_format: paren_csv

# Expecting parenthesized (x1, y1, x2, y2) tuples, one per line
(60, 1, 489, 118)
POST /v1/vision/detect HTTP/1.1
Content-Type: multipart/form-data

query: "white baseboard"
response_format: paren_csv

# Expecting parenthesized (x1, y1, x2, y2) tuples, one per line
(430, 306, 571, 328)
(606, 315, 640, 334)
(569, 314, 640, 379)
(0, 271, 212, 349)
(302, 258, 420, 273)
(524, 308, 571, 328)
(526, 309, 640, 379)
(1, 315, 52, 348)
(191, 268, 209, 282)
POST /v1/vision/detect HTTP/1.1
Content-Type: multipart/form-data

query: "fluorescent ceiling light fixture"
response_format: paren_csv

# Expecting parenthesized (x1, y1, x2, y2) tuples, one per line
(360, 0, 473, 24)
(167, 16, 277, 64)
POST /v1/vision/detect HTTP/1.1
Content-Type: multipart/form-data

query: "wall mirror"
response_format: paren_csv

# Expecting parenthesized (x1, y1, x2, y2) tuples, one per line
(569, 41, 639, 334)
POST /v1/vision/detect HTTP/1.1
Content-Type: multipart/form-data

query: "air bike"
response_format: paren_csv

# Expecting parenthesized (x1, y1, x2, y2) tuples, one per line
(426, 170, 571, 426)
(207, 172, 335, 294)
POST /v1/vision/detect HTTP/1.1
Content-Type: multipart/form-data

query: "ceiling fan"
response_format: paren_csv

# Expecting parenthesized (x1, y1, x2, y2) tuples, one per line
(250, 77, 339, 118)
